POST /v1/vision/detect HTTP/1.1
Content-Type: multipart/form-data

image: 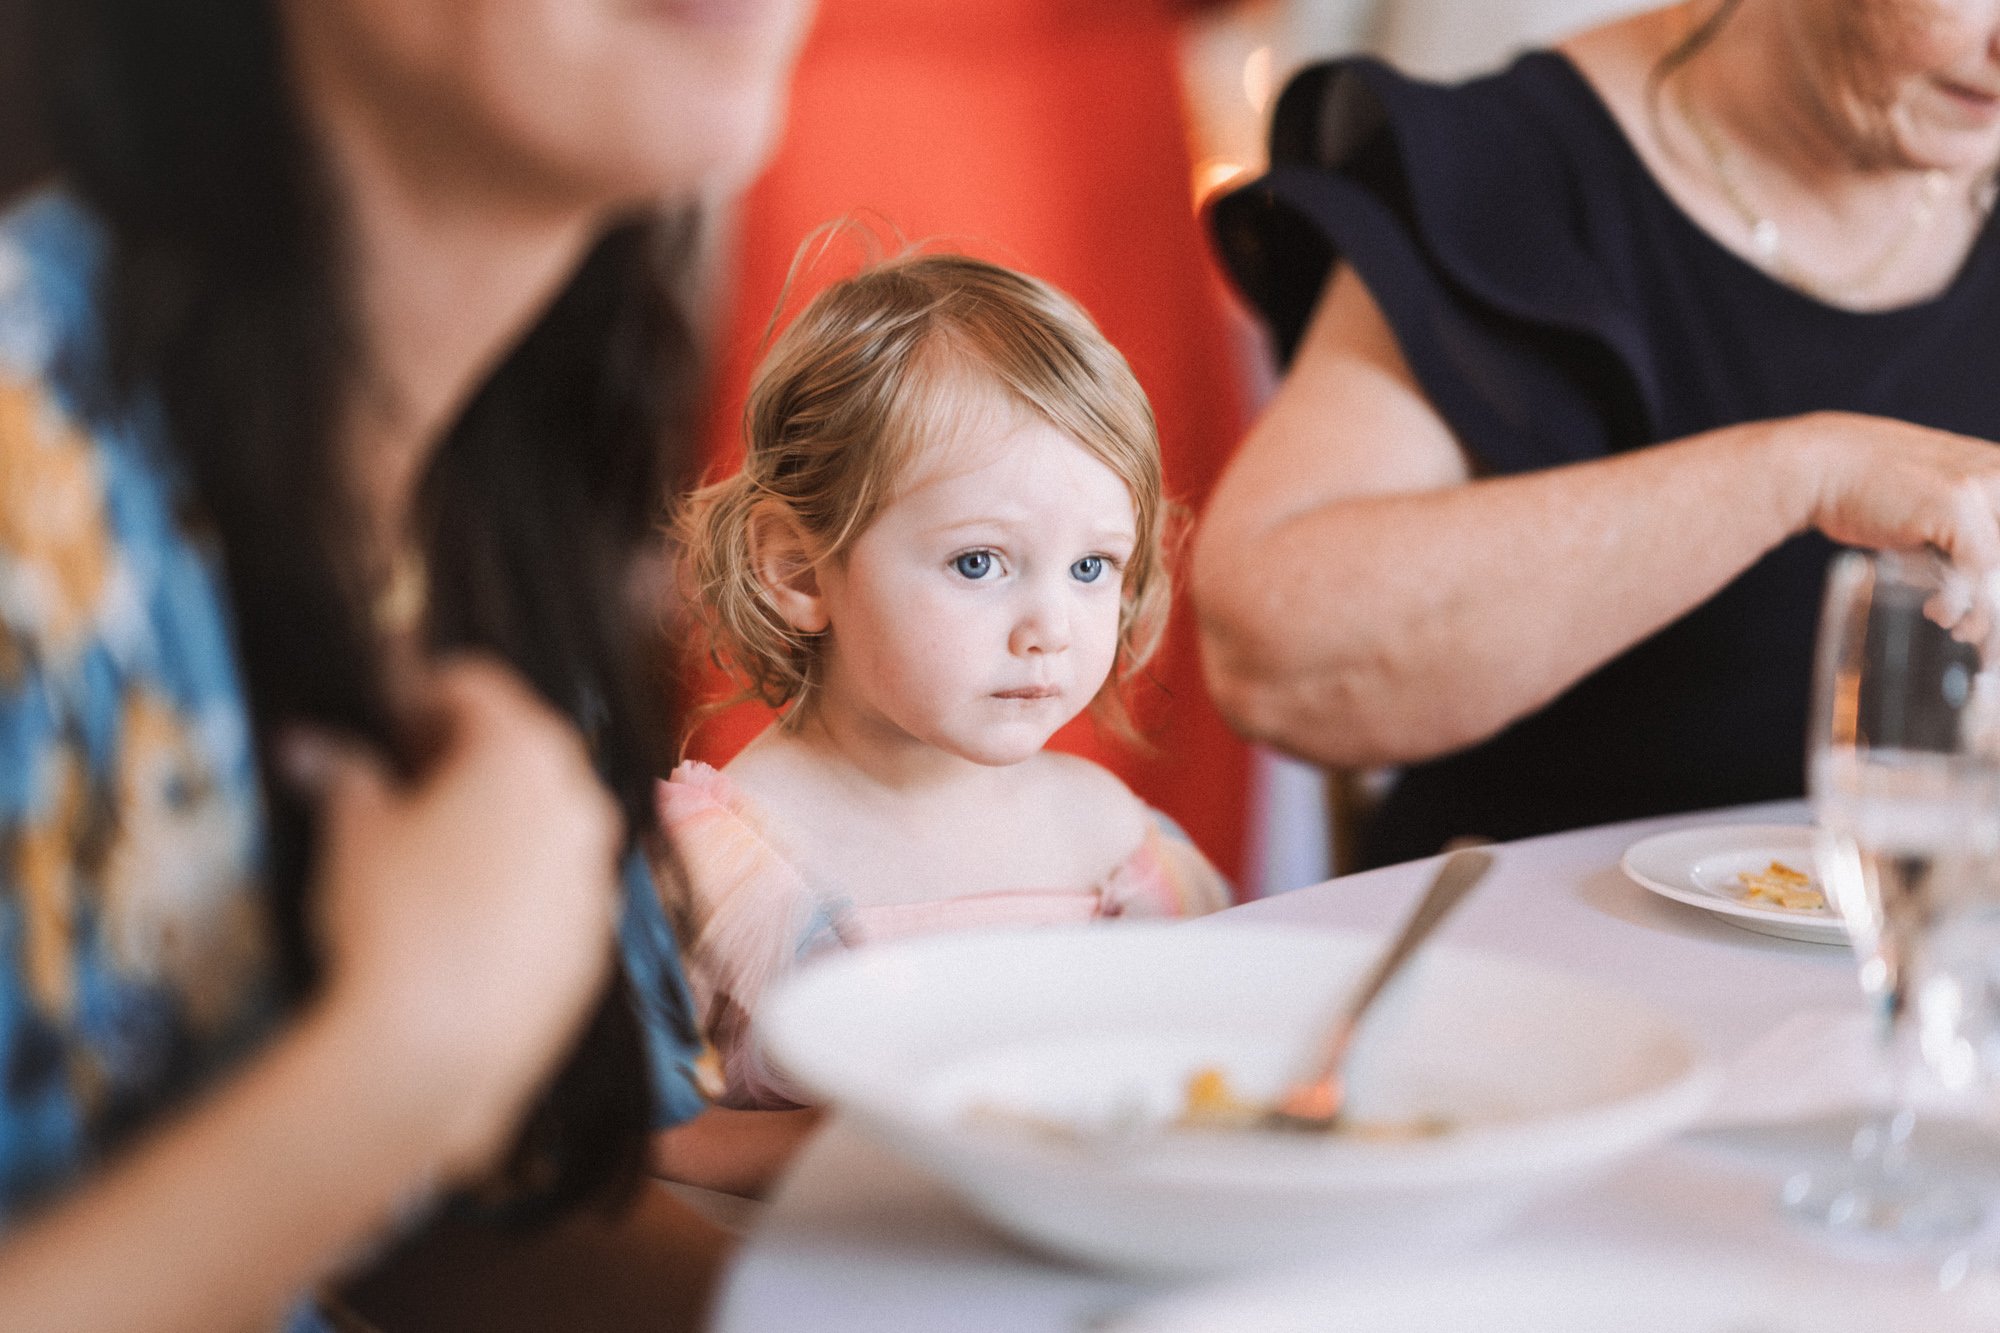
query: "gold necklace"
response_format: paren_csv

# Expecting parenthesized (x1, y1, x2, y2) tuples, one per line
(1677, 83, 1951, 304)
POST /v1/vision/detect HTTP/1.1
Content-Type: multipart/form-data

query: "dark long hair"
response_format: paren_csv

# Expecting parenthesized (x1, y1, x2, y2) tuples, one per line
(33, 0, 698, 1220)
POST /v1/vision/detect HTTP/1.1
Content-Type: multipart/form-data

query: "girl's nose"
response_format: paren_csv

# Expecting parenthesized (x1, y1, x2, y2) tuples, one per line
(1009, 582, 1072, 656)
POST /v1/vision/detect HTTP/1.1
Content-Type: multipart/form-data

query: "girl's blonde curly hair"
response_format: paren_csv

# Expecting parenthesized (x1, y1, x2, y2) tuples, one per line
(677, 250, 1177, 744)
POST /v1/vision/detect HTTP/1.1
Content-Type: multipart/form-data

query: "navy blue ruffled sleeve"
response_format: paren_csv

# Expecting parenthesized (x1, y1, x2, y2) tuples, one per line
(1210, 53, 1664, 474)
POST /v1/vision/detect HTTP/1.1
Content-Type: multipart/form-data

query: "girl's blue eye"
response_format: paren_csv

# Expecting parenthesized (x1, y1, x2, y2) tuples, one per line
(1071, 555, 1106, 584)
(953, 550, 994, 579)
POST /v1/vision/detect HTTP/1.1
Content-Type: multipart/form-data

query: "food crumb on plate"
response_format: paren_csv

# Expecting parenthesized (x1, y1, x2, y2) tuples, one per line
(1734, 860, 1827, 912)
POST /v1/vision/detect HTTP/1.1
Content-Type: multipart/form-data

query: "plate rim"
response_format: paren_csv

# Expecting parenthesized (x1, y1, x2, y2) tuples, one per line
(1619, 822, 1846, 943)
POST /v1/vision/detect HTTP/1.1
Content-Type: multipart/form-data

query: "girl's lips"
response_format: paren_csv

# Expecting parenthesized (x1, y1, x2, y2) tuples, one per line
(993, 686, 1059, 700)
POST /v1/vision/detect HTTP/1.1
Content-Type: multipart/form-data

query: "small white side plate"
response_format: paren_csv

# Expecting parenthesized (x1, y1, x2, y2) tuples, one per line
(1621, 823, 1845, 946)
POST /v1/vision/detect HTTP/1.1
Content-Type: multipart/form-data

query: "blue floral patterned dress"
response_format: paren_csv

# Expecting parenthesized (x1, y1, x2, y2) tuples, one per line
(0, 191, 705, 1328)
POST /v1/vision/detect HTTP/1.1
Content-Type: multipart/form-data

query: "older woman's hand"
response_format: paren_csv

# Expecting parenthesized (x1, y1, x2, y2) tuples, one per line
(1791, 412, 2000, 572)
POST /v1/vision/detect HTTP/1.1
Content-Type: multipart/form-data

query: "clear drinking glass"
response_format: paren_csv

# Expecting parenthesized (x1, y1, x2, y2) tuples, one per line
(1793, 549, 2000, 1239)
(1932, 764, 2000, 1298)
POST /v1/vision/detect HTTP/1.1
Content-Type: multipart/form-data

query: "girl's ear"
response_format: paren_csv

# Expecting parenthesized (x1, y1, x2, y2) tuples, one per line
(748, 502, 830, 633)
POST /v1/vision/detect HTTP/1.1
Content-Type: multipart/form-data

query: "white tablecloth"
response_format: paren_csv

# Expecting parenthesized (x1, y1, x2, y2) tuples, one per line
(713, 801, 1994, 1331)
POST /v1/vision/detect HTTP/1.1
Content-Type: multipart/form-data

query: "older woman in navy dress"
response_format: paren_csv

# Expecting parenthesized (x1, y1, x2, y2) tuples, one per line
(1202, 0, 2000, 867)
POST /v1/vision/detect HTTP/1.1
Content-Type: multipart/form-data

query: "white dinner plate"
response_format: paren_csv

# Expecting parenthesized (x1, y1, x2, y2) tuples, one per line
(1103, 1253, 1990, 1332)
(1621, 823, 1847, 946)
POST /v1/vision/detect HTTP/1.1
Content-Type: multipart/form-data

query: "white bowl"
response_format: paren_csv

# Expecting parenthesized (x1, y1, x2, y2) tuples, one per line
(758, 922, 1717, 1276)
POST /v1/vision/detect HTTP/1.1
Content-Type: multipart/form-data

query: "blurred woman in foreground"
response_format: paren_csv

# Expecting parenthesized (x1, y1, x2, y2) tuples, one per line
(0, 1, 807, 1327)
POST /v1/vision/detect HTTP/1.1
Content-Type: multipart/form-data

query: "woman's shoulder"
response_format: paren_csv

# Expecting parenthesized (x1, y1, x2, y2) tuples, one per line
(1268, 0, 1667, 166)
(0, 201, 242, 708)
(0, 200, 276, 1212)
(1, 191, 110, 390)
(1259, 46, 1618, 192)
(0, 193, 115, 521)
(1212, 39, 1679, 466)
(1213, 44, 1645, 359)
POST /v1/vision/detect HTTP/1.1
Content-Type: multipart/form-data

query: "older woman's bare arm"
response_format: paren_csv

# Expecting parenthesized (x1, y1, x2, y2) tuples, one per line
(1193, 265, 2000, 768)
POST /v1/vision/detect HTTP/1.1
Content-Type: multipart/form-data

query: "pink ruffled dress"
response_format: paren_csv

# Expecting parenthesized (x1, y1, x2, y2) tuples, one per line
(657, 760, 1233, 1109)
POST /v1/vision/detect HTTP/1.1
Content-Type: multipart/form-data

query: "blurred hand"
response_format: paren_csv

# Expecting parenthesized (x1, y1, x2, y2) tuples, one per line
(283, 656, 624, 1179)
(1800, 412, 2000, 571)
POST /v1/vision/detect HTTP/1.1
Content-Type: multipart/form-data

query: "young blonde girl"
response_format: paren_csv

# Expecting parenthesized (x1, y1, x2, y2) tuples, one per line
(660, 253, 1231, 1142)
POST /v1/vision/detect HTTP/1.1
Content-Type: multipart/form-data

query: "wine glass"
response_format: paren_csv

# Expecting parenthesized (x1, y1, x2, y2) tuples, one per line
(1929, 741, 2000, 1298)
(1791, 549, 2000, 1239)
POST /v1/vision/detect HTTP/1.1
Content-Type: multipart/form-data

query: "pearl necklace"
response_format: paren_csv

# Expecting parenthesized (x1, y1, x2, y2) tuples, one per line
(1677, 84, 1953, 305)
